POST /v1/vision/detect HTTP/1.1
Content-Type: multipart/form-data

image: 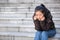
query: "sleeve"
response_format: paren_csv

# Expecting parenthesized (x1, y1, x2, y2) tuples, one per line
(33, 19, 40, 27)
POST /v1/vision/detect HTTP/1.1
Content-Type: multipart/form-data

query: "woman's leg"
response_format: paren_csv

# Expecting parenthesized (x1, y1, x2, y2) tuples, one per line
(41, 31, 48, 40)
(47, 29, 56, 38)
(34, 31, 42, 40)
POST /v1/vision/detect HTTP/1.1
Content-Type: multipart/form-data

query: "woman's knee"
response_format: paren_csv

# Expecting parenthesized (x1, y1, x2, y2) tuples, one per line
(41, 31, 48, 40)
(42, 31, 48, 36)
(34, 31, 42, 40)
(48, 29, 56, 37)
(35, 31, 42, 37)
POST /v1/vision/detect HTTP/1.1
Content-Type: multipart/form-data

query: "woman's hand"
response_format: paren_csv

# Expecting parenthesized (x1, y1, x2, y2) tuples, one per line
(34, 16, 37, 20)
(34, 15, 45, 21)
(34, 15, 41, 20)
(40, 17, 45, 21)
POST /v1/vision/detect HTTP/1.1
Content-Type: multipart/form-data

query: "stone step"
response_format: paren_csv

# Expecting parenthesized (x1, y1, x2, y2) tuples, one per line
(0, 18, 60, 25)
(0, 5, 60, 12)
(0, 12, 60, 15)
(0, 24, 59, 33)
(0, 3, 60, 8)
(0, 18, 60, 21)
(0, 8, 29, 13)
(0, 27, 19, 32)
(0, 12, 60, 18)
(0, 1, 60, 9)
(1, 0, 59, 4)
(0, 8, 60, 14)
(0, 20, 60, 25)
(0, 18, 60, 22)
(0, 17, 55, 21)
(0, 4, 60, 9)
(0, 20, 59, 26)
(0, 13, 26, 18)
(34, 0, 60, 4)
(29, 4, 60, 9)
(0, 3, 18, 7)
(29, 9, 60, 13)
(0, 13, 60, 18)
(0, 3, 31, 8)
(0, 32, 60, 39)
(0, 0, 8, 3)
(0, 32, 35, 37)
(0, 0, 60, 4)
(0, 7, 60, 12)
(45, 2, 60, 4)
(19, 27, 60, 34)
(16, 26, 60, 33)
(0, 34, 60, 40)
(0, 24, 59, 28)
(0, 21, 33, 25)
(27, 13, 60, 18)
(0, 0, 34, 4)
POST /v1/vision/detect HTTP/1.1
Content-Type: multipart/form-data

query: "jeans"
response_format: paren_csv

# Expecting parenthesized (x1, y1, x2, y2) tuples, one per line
(34, 29, 56, 40)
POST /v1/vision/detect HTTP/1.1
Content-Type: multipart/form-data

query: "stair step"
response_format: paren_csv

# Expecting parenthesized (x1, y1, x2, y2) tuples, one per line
(0, 11, 60, 14)
(0, 24, 60, 33)
(0, 24, 59, 27)
(35, 0, 60, 4)
(0, 13, 60, 18)
(0, 6, 60, 12)
(0, 35, 60, 40)
(0, 21, 59, 25)
(0, 18, 60, 25)
(0, 32, 59, 38)
(3, 24, 59, 27)
(17, 27, 60, 34)
(0, 0, 34, 3)
(0, 0, 8, 3)
(0, 4, 30, 9)
(0, 27, 19, 32)
(0, 6, 59, 10)
(0, 32, 35, 37)
(0, 18, 60, 22)
(30, 3, 60, 9)
(0, 18, 60, 21)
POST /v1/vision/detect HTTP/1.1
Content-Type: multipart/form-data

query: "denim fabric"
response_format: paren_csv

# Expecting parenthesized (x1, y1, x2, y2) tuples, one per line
(34, 29, 56, 40)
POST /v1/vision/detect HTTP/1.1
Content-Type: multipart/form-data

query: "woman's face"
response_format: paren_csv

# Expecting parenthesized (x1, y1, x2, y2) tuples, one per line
(35, 11, 44, 19)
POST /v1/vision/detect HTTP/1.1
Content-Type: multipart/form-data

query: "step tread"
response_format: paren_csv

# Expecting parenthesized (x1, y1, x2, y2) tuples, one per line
(0, 32, 59, 38)
(0, 24, 59, 28)
(0, 18, 60, 21)
(0, 32, 34, 37)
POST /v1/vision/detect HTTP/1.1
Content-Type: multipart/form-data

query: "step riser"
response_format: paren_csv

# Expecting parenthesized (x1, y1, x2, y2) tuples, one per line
(0, 15, 60, 18)
(0, 12, 60, 18)
(0, 0, 34, 3)
(0, 27, 19, 32)
(0, 35, 60, 40)
(0, 0, 60, 4)
(0, 21, 59, 25)
(0, 9, 60, 13)
(0, 27, 59, 33)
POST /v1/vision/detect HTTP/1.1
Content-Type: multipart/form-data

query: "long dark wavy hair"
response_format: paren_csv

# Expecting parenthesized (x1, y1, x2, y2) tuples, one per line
(32, 4, 53, 22)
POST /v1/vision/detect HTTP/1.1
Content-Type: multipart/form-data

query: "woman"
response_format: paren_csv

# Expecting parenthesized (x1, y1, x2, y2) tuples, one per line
(32, 4, 56, 40)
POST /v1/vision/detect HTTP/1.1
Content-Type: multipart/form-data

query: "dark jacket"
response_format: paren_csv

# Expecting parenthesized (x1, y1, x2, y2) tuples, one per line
(33, 18, 56, 31)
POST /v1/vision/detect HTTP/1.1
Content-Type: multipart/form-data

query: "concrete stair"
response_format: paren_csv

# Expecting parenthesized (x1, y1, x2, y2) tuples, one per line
(0, 0, 60, 40)
(0, 32, 60, 40)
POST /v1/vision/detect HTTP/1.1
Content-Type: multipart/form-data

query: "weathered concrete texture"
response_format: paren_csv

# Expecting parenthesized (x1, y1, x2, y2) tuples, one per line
(0, 0, 60, 40)
(0, 35, 60, 40)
